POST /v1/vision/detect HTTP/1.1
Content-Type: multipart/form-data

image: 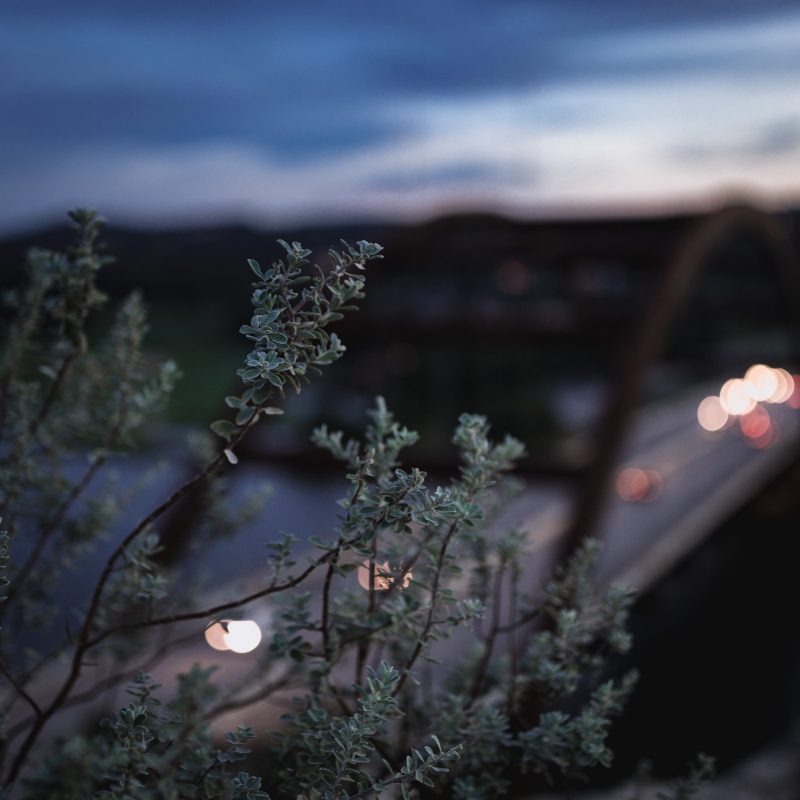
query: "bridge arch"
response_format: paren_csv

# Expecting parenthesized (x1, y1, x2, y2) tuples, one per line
(562, 204, 800, 584)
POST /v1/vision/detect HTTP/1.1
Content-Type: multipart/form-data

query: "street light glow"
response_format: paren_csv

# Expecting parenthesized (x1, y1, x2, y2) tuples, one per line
(697, 395, 728, 432)
(204, 619, 262, 654)
(357, 560, 413, 591)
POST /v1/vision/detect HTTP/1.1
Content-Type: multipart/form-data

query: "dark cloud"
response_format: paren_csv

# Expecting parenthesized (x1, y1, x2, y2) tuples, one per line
(2, 84, 410, 161)
(1, 0, 798, 228)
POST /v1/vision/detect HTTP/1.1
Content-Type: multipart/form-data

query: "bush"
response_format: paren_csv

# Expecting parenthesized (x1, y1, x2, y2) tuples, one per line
(0, 211, 639, 799)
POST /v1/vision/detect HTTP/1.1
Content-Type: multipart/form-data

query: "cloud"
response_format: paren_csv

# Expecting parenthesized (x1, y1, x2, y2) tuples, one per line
(1, 1, 800, 231)
(671, 117, 800, 163)
(365, 161, 531, 193)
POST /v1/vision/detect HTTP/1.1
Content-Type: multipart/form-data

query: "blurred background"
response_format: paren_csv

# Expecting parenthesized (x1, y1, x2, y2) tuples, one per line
(3, 0, 800, 794)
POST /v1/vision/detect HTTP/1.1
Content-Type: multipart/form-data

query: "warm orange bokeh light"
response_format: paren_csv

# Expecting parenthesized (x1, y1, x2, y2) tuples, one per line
(616, 468, 662, 503)
(204, 621, 230, 651)
(357, 559, 412, 591)
(745, 419, 779, 449)
(493, 260, 532, 295)
(739, 406, 771, 440)
(789, 376, 800, 409)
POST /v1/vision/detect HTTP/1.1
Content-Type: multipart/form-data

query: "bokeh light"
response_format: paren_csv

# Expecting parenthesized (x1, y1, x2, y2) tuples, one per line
(719, 378, 757, 416)
(616, 468, 663, 503)
(767, 368, 794, 403)
(697, 395, 728, 432)
(744, 364, 778, 401)
(493, 260, 533, 295)
(739, 405, 771, 440)
(204, 619, 262, 653)
(204, 621, 230, 651)
(357, 560, 412, 591)
(744, 416, 779, 449)
(789, 376, 800, 409)
(223, 620, 262, 653)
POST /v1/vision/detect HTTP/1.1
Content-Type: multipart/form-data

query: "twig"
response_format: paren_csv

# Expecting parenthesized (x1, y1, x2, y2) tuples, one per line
(321, 477, 365, 662)
(3, 629, 196, 746)
(494, 605, 541, 634)
(2, 323, 139, 617)
(468, 562, 505, 702)
(507, 564, 520, 716)
(203, 674, 292, 722)
(0, 639, 65, 719)
(0, 656, 41, 719)
(394, 517, 461, 696)
(28, 268, 93, 441)
(355, 537, 378, 684)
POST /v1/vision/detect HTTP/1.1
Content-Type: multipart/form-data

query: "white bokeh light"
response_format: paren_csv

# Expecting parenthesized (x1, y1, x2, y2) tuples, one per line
(720, 378, 757, 416)
(697, 395, 728, 432)
(223, 620, 262, 654)
(744, 364, 778, 401)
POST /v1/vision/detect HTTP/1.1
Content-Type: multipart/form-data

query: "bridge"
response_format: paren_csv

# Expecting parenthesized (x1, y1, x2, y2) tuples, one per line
(236, 202, 800, 598)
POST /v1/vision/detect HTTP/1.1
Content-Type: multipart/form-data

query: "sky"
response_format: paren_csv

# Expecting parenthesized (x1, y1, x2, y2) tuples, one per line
(1, 0, 800, 234)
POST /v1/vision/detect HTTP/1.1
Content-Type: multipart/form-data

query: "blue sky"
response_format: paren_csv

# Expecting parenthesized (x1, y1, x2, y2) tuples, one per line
(1, 0, 799, 233)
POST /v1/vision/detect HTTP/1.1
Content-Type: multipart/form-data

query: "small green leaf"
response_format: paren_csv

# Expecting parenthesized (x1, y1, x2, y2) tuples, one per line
(235, 407, 256, 426)
(210, 419, 238, 440)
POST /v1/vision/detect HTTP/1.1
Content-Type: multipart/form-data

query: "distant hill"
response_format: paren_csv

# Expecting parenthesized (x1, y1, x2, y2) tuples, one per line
(0, 207, 707, 307)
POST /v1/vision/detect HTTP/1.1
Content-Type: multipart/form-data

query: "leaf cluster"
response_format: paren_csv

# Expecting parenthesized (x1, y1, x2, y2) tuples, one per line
(0, 212, 643, 800)
(24, 670, 269, 800)
(211, 239, 383, 443)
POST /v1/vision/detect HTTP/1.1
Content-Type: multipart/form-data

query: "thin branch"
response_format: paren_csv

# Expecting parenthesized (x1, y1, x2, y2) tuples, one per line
(3, 629, 197, 745)
(393, 477, 486, 696)
(3, 456, 104, 620)
(2, 426, 248, 787)
(0, 656, 41, 719)
(329, 680, 355, 718)
(494, 605, 541, 635)
(3, 320, 140, 616)
(320, 553, 340, 661)
(394, 517, 461, 696)
(355, 537, 378, 684)
(507, 564, 520, 717)
(27, 268, 93, 440)
(343, 768, 427, 800)
(468, 562, 505, 702)
(0, 278, 48, 433)
(0, 639, 66, 720)
(321, 477, 365, 663)
(87, 541, 327, 649)
(203, 674, 292, 722)
(372, 526, 436, 616)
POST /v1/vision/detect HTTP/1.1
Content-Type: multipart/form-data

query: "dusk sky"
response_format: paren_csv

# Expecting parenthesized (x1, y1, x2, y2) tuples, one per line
(2, 0, 800, 234)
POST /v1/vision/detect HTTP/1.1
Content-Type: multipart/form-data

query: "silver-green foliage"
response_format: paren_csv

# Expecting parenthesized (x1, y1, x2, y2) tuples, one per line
(0, 211, 636, 799)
